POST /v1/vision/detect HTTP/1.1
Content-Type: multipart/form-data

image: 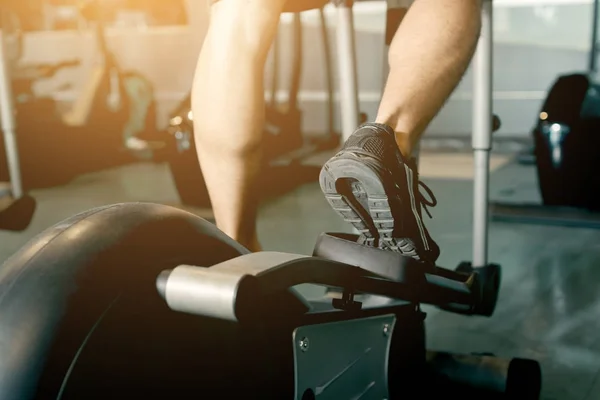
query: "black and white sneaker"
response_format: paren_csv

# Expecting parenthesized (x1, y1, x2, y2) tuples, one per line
(319, 122, 440, 264)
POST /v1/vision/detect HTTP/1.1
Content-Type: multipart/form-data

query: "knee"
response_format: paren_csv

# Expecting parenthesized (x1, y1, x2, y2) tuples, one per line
(207, 0, 287, 54)
(210, 0, 286, 19)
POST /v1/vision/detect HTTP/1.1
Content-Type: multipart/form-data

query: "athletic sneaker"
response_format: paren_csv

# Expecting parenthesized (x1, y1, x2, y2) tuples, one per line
(319, 122, 440, 264)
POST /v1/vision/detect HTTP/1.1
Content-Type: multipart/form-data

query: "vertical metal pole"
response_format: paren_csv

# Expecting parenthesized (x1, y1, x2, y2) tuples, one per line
(0, 29, 23, 198)
(335, 0, 360, 142)
(472, 0, 493, 267)
(590, 0, 599, 72)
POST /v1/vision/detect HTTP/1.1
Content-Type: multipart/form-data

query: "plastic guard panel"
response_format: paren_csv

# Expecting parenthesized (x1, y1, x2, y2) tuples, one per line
(293, 314, 396, 400)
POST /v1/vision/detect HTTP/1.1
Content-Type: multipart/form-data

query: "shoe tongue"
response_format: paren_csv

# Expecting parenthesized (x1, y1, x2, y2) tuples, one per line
(361, 122, 396, 138)
(380, 124, 397, 138)
(359, 122, 416, 165)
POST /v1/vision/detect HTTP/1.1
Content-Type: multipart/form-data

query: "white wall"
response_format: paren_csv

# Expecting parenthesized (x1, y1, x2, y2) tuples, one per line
(15, 0, 595, 137)
(274, 0, 594, 138)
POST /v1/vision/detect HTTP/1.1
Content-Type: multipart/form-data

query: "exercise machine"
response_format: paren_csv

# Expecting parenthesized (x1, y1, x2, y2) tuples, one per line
(0, 1, 542, 398)
(490, 0, 600, 228)
(0, 19, 35, 231)
(165, 6, 339, 208)
(0, 0, 158, 190)
(0, 202, 541, 399)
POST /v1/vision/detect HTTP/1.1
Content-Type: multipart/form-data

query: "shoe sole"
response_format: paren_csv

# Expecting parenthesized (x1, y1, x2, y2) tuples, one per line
(319, 154, 418, 257)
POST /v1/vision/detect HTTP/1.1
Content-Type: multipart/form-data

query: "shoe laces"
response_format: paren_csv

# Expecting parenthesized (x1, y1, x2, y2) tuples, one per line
(418, 180, 437, 219)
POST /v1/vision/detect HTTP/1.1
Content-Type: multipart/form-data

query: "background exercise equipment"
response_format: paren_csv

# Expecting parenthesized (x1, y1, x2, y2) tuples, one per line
(490, 0, 600, 228)
(0, 0, 158, 191)
(0, 200, 541, 399)
(165, 6, 339, 208)
(0, 20, 36, 231)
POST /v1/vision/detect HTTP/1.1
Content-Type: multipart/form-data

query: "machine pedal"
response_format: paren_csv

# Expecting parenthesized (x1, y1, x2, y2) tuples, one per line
(456, 262, 501, 317)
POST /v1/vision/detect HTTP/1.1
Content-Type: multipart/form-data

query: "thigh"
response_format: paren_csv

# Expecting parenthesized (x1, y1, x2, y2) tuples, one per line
(282, 0, 329, 13)
(386, 0, 415, 45)
(207, 0, 289, 14)
(387, 0, 415, 8)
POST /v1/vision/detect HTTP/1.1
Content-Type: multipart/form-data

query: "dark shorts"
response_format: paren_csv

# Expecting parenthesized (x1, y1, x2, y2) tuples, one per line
(206, 0, 415, 45)
(207, 0, 414, 12)
(207, 0, 330, 12)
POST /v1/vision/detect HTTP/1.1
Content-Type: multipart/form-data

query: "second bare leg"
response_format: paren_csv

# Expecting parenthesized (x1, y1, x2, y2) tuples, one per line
(191, 0, 286, 251)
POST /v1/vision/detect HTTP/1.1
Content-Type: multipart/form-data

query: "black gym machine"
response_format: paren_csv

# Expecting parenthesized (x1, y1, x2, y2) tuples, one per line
(0, 1, 543, 398)
(490, 0, 600, 228)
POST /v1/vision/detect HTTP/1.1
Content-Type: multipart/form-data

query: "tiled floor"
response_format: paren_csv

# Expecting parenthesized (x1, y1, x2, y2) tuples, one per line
(1, 153, 600, 399)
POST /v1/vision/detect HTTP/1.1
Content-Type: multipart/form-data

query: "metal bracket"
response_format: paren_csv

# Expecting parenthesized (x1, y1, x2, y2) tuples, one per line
(293, 314, 396, 400)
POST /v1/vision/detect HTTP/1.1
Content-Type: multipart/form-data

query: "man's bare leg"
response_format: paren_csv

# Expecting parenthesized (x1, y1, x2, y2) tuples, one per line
(377, 0, 482, 157)
(191, 0, 286, 251)
(320, 0, 481, 262)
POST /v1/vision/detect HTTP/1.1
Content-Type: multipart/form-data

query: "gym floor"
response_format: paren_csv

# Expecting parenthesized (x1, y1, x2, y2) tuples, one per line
(1, 151, 599, 400)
